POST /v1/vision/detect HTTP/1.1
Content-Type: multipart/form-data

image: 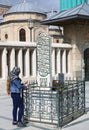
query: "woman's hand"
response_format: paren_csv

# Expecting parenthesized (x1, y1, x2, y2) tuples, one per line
(24, 81, 28, 86)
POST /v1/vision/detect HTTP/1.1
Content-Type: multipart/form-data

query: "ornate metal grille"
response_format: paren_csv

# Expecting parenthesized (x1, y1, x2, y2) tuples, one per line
(22, 80, 85, 128)
(57, 80, 85, 127)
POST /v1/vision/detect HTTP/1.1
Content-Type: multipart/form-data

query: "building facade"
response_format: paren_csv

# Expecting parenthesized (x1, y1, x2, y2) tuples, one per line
(42, 2, 89, 81)
(0, 1, 72, 92)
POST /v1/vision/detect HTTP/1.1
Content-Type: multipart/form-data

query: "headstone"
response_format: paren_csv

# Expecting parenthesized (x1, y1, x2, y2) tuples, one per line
(36, 32, 51, 87)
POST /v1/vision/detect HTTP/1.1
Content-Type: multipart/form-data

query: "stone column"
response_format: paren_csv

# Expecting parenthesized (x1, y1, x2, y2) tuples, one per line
(25, 48, 30, 77)
(32, 48, 36, 77)
(18, 48, 23, 77)
(82, 57, 85, 80)
(2, 48, 7, 78)
(68, 50, 72, 74)
(62, 50, 66, 73)
(57, 48, 61, 74)
(52, 48, 55, 77)
(10, 48, 15, 71)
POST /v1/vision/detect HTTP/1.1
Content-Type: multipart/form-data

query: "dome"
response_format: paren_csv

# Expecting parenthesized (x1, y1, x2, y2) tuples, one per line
(4, 1, 46, 15)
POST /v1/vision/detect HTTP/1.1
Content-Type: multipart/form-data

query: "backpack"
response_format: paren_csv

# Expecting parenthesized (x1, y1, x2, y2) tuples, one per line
(6, 76, 10, 95)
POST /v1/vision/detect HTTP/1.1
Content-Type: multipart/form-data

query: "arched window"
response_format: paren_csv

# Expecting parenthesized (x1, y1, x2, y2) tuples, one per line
(19, 28, 26, 41)
(56, 39, 59, 43)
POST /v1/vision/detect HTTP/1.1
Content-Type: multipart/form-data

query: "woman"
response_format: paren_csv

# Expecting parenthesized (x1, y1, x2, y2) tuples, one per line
(9, 66, 27, 127)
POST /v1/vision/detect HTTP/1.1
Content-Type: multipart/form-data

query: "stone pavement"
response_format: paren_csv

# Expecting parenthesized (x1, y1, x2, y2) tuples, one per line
(0, 81, 89, 130)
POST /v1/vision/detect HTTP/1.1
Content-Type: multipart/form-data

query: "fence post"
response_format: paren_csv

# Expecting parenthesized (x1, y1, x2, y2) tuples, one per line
(83, 80, 86, 113)
(57, 90, 62, 130)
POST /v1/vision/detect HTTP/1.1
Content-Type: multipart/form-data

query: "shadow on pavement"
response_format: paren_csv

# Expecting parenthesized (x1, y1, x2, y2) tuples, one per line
(0, 115, 11, 121)
(64, 116, 89, 128)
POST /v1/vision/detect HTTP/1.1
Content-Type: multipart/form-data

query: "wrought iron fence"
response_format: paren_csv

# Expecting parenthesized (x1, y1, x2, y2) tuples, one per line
(22, 80, 85, 128)
(57, 80, 85, 127)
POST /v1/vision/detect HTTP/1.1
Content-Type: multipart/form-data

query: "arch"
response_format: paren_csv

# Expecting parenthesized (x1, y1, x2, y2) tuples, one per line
(19, 28, 26, 41)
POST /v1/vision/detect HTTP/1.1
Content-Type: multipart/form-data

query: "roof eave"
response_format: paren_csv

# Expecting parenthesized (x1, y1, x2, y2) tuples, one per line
(41, 14, 89, 25)
(3, 11, 46, 17)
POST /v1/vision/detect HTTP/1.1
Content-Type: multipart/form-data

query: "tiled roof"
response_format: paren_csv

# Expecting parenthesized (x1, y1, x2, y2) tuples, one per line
(42, 3, 89, 25)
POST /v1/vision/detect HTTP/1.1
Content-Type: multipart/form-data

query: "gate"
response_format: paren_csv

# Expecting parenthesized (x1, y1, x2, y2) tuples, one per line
(22, 80, 85, 128)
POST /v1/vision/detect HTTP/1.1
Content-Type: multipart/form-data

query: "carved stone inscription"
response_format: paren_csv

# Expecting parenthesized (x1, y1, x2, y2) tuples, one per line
(37, 32, 51, 77)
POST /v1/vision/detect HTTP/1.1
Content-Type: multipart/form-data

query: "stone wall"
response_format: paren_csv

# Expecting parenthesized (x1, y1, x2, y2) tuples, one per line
(0, 6, 10, 15)
(63, 23, 89, 80)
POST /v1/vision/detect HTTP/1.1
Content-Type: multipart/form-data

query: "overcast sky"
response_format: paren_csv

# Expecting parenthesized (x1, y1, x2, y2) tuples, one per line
(4, 0, 89, 12)
(8, 0, 60, 11)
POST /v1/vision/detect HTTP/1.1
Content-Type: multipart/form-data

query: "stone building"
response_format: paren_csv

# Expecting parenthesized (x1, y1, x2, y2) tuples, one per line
(0, 1, 72, 91)
(42, 2, 89, 81)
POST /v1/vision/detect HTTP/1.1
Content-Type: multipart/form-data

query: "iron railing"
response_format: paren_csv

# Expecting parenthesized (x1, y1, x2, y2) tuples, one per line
(22, 80, 85, 128)
(57, 80, 85, 127)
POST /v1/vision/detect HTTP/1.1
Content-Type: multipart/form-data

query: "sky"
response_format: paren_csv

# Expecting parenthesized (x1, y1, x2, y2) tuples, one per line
(3, 0, 89, 12)
(6, 0, 60, 11)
